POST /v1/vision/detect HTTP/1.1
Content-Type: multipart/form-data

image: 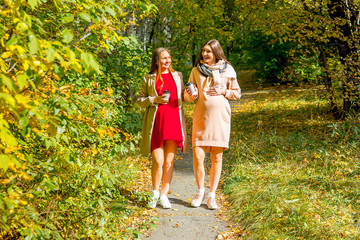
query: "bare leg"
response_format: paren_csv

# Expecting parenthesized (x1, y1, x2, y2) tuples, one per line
(193, 146, 206, 189)
(209, 147, 223, 193)
(160, 140, 178, 195)
(151, 145, 164, 191)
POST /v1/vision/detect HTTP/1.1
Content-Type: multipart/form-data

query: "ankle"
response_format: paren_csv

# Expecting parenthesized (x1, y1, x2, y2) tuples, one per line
(208, 192, 216, 198)
(198, 188, 205, 194)
(152, 190, 160, 198)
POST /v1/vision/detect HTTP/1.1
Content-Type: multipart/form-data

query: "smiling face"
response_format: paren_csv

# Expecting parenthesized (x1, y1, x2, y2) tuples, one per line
(201, 45, 216, 66)
(158, 50, 171, 73)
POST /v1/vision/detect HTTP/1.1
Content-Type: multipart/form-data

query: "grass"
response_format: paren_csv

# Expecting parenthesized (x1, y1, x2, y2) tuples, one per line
(223, 83, 360, 239)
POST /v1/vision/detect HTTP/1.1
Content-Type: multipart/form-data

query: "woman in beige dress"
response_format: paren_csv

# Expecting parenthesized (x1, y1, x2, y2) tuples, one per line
(184, 39, 241, 209)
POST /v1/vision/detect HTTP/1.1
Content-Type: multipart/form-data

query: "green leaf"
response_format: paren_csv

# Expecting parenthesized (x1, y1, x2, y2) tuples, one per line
(0, 93, 16, 108)
(19, 116, 29, 128)
(62, 135, 69, 144)
(62, 29, 74, 43)
(105, 6, 116, 17)
(28, 0, 38, 9)
(5, 35, 19, 47)
(57, 125, 66, 134)
(28, 34, 40, 54)
(0, 117, 17, 147)
(81, 52, 99, 73)
(0, 154, 10, 172)
(28, 79, 37, 91)
(115, 145, 121, 152)
(79, 12, 91, 22)
(16, 74, 28, 90)
(45, 139, 52, 149)
(89, 54, 100, 73)
(43, 179, 59, 191)
(60, 14, 74, 23)
(46, 47, 56, 62)
(81, 52, 91, 66)
(0, 74, 16, 92)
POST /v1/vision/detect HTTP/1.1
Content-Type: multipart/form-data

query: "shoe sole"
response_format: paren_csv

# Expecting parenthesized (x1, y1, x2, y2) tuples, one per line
(191, 203, 201, 207)
(207, 205, 218, 210)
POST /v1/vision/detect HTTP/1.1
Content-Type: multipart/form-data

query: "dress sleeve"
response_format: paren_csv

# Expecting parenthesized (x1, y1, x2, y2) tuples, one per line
(184, 68, 197, 102)
(224, 77, 241, 100)
(137, 75, 156, 107)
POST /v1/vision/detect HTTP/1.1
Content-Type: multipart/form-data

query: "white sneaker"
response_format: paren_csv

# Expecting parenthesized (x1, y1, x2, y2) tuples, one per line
(207, 192, 218, 210)
(148, 190, 159, 209)
(160, 195, 172, 209)
(191, 189, 205, 207)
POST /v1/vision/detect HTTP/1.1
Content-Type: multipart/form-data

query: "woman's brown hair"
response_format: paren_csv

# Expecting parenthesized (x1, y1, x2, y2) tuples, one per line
(149, 48, 175, 90)
(195, 39, 229, 66)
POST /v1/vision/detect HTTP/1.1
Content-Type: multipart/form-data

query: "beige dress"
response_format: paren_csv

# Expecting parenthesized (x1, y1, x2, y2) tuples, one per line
(184, 64, 241, 152)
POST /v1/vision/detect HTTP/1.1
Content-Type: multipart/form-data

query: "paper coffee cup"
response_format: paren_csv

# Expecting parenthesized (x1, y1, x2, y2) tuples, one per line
(185, 82, 195, 94)
(162, 90, 170, 100)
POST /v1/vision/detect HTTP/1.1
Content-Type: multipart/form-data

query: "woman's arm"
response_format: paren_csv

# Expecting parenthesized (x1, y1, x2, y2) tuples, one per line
(137, 75, 156, 108)
(224, 78, 241, 100)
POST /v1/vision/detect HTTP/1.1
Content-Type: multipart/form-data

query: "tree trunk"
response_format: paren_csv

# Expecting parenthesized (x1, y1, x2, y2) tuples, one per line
(316, 41, 342, 119)
(328, 0, 360, 115)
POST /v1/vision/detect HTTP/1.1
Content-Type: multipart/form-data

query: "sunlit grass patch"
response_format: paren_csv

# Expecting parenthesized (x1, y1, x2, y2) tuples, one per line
(224, 86, 360, 239)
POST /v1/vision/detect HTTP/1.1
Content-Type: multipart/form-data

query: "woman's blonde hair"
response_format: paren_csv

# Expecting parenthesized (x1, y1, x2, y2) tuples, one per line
(149, 48, 175, 90)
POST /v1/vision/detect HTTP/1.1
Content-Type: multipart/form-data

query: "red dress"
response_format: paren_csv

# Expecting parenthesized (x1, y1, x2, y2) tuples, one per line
(151, 72, 184, 152)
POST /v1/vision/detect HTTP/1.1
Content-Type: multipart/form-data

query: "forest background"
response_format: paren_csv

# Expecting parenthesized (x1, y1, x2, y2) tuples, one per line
(0, 0, 359, 239)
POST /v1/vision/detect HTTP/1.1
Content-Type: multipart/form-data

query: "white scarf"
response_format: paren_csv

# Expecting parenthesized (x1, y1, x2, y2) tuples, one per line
(197, 60, 237, 88)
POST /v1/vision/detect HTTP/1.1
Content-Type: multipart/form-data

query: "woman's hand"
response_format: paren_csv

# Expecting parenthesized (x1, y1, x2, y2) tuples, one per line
(205, 86, 226, 96)
(154, 95, 169, 104)
(185, 85, 199, 100)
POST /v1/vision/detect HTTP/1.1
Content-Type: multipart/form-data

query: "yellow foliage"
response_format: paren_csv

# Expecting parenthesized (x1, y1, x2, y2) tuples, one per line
(101, 87, 113, 95)
(53, 74, 60, 80)
(19, 200, 27, 205)
(106, 129, 115, 137)
(82, 150, 89, 158)
(100, 110, 107, 118)
(97, 129, 106, 137)
(46, 123, 57, 137)
(79, 88, 89, 95)
(8, 161, 16, 171)
(91, 148, 98, 155)
(0, 175, 15, 185)
(1, 51, 12, 59)
(20, 171, 32, 181)
(4, 146, 22, 154)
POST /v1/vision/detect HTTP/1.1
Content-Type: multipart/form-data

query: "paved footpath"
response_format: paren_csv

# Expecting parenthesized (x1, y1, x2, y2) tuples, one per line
(141, 144, 233, 240)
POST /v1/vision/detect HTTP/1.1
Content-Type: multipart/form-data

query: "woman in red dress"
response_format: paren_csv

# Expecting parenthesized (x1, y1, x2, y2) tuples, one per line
(138, 48, 188, 209)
